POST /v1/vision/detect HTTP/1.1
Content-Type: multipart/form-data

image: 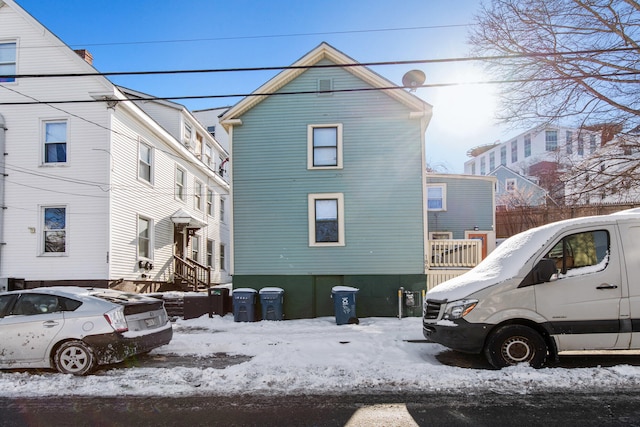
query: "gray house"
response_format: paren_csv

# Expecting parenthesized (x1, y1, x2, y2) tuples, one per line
(220, 43, 433, 318)
(488, 165, 548, 209)
(426, 174, 497, 289)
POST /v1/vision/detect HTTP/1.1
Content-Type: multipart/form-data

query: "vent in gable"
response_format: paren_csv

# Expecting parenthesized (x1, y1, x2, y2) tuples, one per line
(317, 79, 333, 96)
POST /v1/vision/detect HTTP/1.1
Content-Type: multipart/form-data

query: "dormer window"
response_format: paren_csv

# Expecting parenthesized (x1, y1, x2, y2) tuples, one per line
(183, 123, 192, 146)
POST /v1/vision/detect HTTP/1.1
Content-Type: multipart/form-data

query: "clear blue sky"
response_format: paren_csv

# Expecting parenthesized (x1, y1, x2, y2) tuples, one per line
(15, 0, 513, 172)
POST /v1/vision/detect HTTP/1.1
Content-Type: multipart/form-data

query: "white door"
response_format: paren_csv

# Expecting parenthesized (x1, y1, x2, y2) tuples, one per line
(0, 293, 66, 366)
(534, 225, 625, 351)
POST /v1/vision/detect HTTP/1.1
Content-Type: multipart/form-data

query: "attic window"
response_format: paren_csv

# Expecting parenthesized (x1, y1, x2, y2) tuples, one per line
(317, 79, 333, 96)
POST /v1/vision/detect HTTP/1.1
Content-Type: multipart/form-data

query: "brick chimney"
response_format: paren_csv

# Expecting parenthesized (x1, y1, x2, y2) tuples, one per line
(74, 49, 93, 65)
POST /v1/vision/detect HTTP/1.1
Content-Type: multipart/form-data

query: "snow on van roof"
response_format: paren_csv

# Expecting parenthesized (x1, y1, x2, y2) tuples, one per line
(426, 212, 633, 301)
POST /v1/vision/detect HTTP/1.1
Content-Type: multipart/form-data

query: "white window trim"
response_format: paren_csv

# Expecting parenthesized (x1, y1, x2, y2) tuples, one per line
(219, 243, 226, 271)
(427, 183, 447, 211)
(183, 122, 192, 146)
(207, 239, 215, 268)
(206, 188, 214, 217)
(41, 119, 69, 166)
(307, 123, 343, 170)
(138, 139, 154, 185)
(505, 178, 517, 192)
(175, 166, 186, 202)
(137, 215, 153, 261)
(0, 40, 18, 84)
(194, 179, 203, 211)
(429, 232, 452, 240)
(40, 205, 68, 256)
(308, 193, 345, 247)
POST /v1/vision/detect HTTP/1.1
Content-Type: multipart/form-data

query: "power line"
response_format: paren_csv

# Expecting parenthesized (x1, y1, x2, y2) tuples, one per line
(1, 70, 638, 106)
(1, 47, 635, 80)
(64, 24, 471, 48)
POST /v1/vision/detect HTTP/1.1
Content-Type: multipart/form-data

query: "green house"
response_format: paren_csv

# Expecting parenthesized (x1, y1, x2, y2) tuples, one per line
(220, 43, 433, 319)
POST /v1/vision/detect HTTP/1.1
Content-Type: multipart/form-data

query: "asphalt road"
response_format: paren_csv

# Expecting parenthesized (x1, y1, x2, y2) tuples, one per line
(2, 392, 640, 426)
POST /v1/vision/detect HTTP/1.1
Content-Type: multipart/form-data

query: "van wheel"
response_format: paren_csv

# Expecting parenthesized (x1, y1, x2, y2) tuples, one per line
(54, 340, 96, 376)
(484, 325, 547, 368)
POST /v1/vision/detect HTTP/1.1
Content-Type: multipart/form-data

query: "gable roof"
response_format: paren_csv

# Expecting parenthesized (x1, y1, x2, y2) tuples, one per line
(220, 42, 432, 130)
(488, 165, 546, 190)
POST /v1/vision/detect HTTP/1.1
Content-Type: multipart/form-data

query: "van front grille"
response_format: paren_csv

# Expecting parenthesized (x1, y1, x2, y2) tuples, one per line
(424, 300, 443, 320)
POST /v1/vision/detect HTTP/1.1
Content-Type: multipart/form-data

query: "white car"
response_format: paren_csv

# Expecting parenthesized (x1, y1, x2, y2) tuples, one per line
(0, 287, 173, 375)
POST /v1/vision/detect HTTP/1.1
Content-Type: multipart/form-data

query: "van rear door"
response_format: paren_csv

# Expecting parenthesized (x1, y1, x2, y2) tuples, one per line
(534, 225, 625, 351)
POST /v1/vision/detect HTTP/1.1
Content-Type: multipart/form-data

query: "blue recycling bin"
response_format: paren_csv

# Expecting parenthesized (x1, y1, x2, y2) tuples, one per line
(232, 288, 258, 322)
(259, 287, 284, 321)
(331, 286, 359, 325)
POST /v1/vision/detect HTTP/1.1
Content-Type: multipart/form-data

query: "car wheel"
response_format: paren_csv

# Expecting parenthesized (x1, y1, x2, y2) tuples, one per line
(54, 340, 96, 376)
(484, 325, 547, 369)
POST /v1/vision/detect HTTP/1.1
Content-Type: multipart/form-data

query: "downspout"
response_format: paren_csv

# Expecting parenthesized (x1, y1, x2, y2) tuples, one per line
(0, 114, 6, 276)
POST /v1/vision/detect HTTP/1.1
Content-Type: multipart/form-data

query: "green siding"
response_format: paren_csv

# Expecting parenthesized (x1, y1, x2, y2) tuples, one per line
(233, 60, 426, 277)
(427, 176, 494, 238)
(233, 274, 426, 319)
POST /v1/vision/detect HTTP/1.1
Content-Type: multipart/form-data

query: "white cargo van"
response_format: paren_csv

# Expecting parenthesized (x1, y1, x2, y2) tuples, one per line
(422, 209, 640, 368)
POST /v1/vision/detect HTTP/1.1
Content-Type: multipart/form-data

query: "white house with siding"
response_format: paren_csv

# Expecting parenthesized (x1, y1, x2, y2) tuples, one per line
(0, 0, 230, 291)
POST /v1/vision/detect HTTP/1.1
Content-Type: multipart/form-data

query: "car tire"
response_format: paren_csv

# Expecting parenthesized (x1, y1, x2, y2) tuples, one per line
(484, 324, 547, 369)
(54, 340, 96, 376)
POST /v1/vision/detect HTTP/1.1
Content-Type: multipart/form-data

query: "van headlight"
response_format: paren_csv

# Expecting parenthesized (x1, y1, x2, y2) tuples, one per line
(443, 300, 478, 320)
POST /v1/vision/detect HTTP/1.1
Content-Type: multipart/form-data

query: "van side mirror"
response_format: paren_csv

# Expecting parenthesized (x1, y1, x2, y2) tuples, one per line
(533, 258, 557, 283)
(518, 258, 557, 288)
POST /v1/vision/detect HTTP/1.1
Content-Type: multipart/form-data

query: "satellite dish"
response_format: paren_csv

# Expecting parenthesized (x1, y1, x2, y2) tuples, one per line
(402, 70, 426, 91)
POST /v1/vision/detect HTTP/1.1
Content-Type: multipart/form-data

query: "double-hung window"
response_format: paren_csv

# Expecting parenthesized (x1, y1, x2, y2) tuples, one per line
(219, 244, 226, 271)
(545, 130, 558, 151)
(43, 207, 66, 254)
(175, 167, 186, 201)
(524, 134, 531, 157)
(191, 235, 200, 262)
(137, 216, 152, 259)
(44, 121, 67, 164)
(511, 140, 518, 163)
(138, 141, 153, 183)
(0, 42, 16, 83)
(308, 193, 345, 246)
(308, 124, 343, 169)
(427, 184, 446, 211)
(207, 239, 214, 267)
(207, 189, 214, 217)
(194, 180, 203, 211)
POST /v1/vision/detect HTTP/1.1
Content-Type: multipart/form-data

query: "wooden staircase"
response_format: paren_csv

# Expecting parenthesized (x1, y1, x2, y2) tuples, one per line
(173, 255, 211, 291)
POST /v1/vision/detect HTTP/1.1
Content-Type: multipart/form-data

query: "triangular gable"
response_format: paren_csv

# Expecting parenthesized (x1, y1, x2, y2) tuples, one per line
(221, 42, 432, 129)
(489, 165, 546, 191)
(1, 0, 115, 95)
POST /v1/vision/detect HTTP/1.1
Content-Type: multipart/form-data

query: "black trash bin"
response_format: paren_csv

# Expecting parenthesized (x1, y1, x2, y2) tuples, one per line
(208, 286, 230, 317)
(183, 293, 210, 320)
(232, 288, 258, 322)
(259, 287, 284, 321)
(331, 286, 359, 325)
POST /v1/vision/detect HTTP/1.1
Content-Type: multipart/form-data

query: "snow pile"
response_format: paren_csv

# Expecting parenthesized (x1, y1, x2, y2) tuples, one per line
(2, 315, 640, 397)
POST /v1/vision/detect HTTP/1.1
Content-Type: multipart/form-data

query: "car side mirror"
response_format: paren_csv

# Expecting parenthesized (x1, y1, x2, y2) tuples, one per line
(533, 258, 557, 284)
(519, 258, 558, 288)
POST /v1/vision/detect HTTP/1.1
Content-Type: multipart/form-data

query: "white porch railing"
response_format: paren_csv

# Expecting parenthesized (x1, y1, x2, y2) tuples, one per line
(426, 269, 470, 290)
(425, 239, 483, 290)
(426, 239, 482, 268)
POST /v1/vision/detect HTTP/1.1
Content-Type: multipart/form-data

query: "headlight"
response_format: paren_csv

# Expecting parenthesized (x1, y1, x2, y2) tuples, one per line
(443, 299, 478, 320)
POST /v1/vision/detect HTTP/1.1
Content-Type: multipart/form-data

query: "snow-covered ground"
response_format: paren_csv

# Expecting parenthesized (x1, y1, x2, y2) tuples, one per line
(2, 315, 640, 397)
